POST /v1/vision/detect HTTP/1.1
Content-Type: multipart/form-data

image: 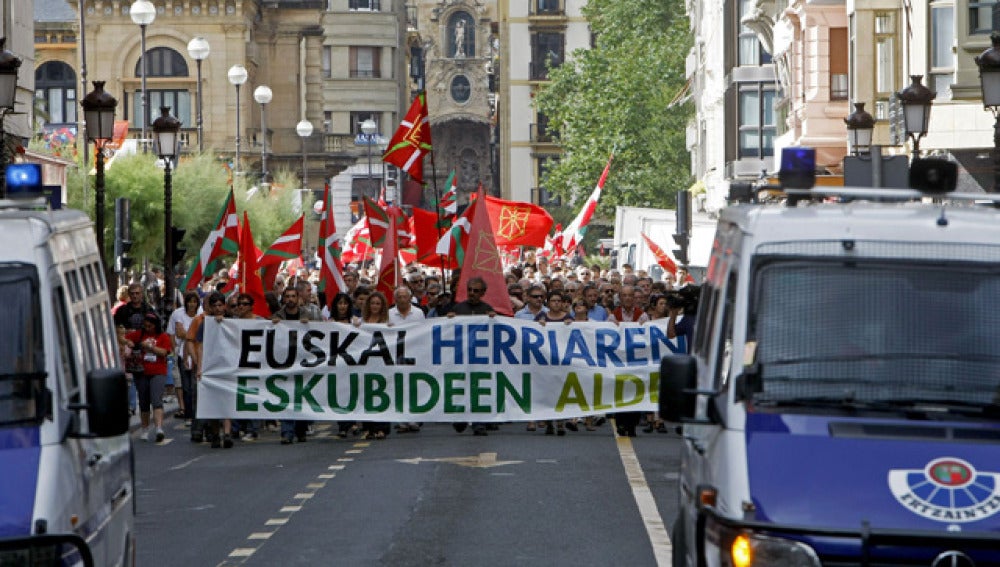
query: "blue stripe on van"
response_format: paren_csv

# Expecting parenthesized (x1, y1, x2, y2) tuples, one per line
(0, 427, 40, 538)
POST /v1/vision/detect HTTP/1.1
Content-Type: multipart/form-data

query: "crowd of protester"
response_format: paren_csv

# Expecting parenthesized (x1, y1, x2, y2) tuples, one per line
(112, 252, 699, 446)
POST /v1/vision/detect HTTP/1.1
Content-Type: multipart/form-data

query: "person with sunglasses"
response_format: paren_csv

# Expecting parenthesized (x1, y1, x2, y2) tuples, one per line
(447, 276, 495, 436)
(515, 284, 549, 320)
(185, 292, 227, 445)
(272, 287, 322, 444)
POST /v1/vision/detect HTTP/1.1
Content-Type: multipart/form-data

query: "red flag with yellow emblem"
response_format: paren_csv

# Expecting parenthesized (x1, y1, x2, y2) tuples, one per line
(382, 92, 432, 183)
(483, 195, 554, 248)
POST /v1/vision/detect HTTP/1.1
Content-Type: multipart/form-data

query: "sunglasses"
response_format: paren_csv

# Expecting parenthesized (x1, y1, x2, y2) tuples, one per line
(237, 301, 253, 306)
(210, 301, 224, 307)
(467, 287, 484, 293)
(530, 295, 544, 299)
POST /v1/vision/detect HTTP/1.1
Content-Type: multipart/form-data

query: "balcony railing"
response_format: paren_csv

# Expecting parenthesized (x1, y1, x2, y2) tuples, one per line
(530, 123, 555, 143)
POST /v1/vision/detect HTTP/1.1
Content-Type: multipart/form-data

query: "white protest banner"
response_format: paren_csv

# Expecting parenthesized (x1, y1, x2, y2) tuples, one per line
(199, 316, 685, 421)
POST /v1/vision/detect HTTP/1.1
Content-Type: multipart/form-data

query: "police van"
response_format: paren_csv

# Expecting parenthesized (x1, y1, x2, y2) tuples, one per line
(661, 151, 1000, 566)
(0, 188, 133, 566)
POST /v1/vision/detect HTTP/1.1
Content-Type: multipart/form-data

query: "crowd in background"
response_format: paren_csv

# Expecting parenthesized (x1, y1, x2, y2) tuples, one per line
(111, 250, 700, 446)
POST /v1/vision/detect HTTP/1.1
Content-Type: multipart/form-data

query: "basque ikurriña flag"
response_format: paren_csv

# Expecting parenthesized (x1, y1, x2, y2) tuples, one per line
(317, 184, 347, 309)
(382, 92, 432, 184)
(182, 188, 239, 290)
(559, 154, 614, 252)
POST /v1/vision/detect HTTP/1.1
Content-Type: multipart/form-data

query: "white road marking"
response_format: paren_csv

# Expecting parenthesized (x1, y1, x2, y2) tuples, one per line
(615, 434, 673, 565)
(169, 456, 205, 471)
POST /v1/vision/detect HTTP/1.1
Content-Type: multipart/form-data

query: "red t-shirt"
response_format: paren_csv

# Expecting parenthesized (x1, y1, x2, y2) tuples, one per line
(124, 330, 172, 376)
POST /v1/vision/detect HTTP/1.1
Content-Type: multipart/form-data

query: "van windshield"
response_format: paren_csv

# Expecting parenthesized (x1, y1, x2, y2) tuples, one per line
(750, 259, 1000, 415)
(0, 264, 45, 427)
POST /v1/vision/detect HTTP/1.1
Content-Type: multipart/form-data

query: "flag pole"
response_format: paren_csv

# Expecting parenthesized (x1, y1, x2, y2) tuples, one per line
(426, 101, 449, 290)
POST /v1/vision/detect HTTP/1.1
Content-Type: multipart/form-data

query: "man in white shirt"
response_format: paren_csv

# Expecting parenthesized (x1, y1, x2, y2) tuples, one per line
(388, 286, 425, 325)
(388, 285, 423, 433)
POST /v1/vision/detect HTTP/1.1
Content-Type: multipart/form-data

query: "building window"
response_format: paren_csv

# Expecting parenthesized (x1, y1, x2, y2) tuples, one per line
(830, 28, 848, 100)
(874, 12, 897, 100)
(738, 0, 772, 66)
(324, 111, 333, 134)
(134, 47, 189, 78)
(349, 0, 381, 10)
(738, 83, 775, 159)
(969, 0, 996, 34)
(531, 0, 564, 16)
(931, 2, 955, 99)
(349, 46, 381, 78)
(536, 156, 561, 205)
(448, 12, 475, 59)
(322, 46, 332, 79)
(34, 61, 77, 126)
(129, 47, 191, 128)
(530, 31, 564, 80)
(350, 111, 380, 136)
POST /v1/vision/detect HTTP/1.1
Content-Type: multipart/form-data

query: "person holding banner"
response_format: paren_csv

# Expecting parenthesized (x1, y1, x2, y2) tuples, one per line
(356, 291, 393, 440)
(272, 287, 322, 444)
(447, 277, 496, 436)
(328, 293, 360, 439)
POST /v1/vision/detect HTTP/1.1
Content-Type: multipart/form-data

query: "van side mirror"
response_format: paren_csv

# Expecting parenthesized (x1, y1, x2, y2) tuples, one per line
(659, 355, 698, 422)
(86, 368, 129, 437)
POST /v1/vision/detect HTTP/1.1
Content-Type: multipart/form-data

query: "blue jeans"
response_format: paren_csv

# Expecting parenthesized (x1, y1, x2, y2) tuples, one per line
(281, 420, 308, 440)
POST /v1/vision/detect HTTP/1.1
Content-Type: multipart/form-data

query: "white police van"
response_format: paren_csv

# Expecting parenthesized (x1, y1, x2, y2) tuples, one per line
(661, 151, 1000, 566)
(0, 188, 133, 566)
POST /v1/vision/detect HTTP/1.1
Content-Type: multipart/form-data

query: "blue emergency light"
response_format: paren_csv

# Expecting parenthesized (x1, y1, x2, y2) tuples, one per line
(5, 163, 42, 197)
(778, 147, 816, 190)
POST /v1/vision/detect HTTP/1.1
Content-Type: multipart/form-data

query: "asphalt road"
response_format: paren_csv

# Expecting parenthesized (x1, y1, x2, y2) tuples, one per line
(133, 418, 682, 567)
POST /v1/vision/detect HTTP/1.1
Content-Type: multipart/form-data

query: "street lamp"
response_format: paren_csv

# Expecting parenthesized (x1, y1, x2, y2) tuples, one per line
(81, 81, 118, 276)
(976, 32, 1000, 193)
(896, 75, 935, 157)
(844, 102, 876, 156)
(130, 0, 155, 153)
(0, 38, 22, 197)
(228, 64, 248, 179)
(361, 118, 377, 198)
(253, 85, 272, 185)
(296, 119, 313, 189)
(151, 106, 181, 306)
(186, 36, 209, 153)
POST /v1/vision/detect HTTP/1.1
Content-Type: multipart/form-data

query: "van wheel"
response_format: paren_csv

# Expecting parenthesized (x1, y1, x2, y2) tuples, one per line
(672, 517, 688, 567)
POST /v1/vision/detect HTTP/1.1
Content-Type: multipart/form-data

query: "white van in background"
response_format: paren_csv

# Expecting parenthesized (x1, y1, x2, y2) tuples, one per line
(0, 197, 134, 566)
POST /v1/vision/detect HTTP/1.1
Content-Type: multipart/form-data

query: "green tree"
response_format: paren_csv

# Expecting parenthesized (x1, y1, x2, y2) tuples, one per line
(535, 0, 693, 216)
(61, 150, 301, 270)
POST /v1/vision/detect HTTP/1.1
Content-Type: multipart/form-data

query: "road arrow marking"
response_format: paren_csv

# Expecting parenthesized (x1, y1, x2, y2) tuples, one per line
(396, 452, 522, 469)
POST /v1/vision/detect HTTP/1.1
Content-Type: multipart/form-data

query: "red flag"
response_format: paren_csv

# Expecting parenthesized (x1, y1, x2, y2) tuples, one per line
(238, 212, 270, 318)
(318, 183, 347, 310)
(364, 196, 409, 247)
(259, 215, 304, 290)
(410, 207, 449, 264)
(376, 207, 402, 298)
(560, 154, 613, 251)
(454, 185, 513, 316)
(640, 232, 678, 276)
(382, 92, 432, 183)
(483, 195, 554, 248)
(182, 189, 239, 290)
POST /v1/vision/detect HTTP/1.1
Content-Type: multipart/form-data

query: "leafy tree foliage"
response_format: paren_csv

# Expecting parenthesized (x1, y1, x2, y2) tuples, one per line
(60, 149, 301, 270)
(534, 0, 693, 214)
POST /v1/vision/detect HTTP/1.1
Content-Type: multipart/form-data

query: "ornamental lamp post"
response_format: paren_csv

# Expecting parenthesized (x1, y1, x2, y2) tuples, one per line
(896, 75, 935, 157)
(844, 102, 876, 157)
(361, 118, 377, 198)
(151, 106, 181, 306)
(130, 0, 155, 153)
(976, 32, 1000, 193)
(227, 64, 248, 179)
(296, 119, 313, 189)
(81, 81, 118, 277)
(253, 85, 272, 185)
(186, 37, 210, 153)
(0, 38, 22, 197)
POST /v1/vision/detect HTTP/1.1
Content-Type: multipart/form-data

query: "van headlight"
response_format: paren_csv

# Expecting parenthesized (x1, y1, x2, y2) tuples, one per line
(705, 520, 821, 567)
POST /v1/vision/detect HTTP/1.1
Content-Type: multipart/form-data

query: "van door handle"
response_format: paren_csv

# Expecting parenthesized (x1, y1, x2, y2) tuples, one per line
(87, 453, 103, 467)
